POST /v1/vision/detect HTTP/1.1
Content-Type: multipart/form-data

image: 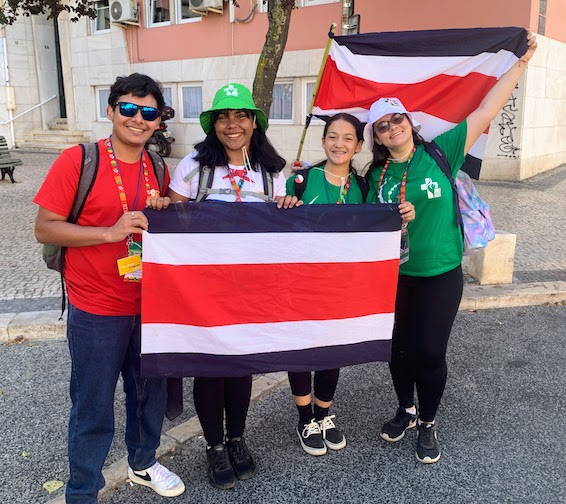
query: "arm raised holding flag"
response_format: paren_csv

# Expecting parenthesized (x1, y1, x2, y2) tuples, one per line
(366, 30, 536, 465)
(465, 31, 537, 154)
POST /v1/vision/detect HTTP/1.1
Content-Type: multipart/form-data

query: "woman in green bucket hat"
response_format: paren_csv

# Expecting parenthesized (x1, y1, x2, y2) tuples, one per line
(149, 83, 286, 490)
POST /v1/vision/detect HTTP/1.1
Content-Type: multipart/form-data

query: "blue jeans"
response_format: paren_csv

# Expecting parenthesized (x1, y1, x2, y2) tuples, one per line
(65, 303, 167, 503)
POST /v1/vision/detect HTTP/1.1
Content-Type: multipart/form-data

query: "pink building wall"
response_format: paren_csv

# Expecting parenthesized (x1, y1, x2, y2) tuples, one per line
(129, 0, 566, 65)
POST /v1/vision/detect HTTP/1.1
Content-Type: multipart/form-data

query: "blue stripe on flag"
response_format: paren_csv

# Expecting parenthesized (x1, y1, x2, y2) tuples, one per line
(141, 340, 392, 378)
(335, 27, 528, 58)
(144, 202, 402, 234)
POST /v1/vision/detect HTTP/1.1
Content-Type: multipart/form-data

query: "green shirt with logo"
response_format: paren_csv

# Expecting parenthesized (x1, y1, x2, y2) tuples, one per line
(286, 164, 366, 205)
(367, 121, 467, 277)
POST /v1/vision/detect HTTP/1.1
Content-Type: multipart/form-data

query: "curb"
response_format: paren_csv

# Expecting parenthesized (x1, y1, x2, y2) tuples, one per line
(3, 281, 565, 344)
(14, 280, 566, 502)
(46, 372, 289, 503)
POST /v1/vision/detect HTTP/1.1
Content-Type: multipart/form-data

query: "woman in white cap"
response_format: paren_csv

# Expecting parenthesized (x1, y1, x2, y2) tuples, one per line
(148, 83, 286, 489)
(365, 32, 537, 464)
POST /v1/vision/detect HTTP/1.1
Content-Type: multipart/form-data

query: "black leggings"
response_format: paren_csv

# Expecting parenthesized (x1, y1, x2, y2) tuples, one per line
(288, 369, 340, 402)
(390, 265, 463, 422)
(193, 375, 252, 447)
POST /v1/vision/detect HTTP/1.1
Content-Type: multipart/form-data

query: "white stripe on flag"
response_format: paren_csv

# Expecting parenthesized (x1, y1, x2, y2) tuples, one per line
(330, 43, 519, 83)
(142, 313, 394, 355)
(143, 230, 401, 266)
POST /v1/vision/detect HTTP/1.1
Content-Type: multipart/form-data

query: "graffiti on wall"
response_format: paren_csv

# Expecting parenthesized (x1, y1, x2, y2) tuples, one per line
(497, 83, 520, 158)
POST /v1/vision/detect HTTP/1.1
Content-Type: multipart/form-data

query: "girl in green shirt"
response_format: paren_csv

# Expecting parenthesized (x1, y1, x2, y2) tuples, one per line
(366, 32, 537, 464)
(278, 113, 414, 457)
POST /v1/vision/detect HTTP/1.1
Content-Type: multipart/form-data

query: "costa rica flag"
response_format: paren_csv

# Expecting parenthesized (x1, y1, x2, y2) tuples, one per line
(141, 202, 401, 378)
(312, 27, 528, 178)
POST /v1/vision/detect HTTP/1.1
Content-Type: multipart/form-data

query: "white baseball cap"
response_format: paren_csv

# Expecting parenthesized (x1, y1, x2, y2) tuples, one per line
(363, 97, 421, 151)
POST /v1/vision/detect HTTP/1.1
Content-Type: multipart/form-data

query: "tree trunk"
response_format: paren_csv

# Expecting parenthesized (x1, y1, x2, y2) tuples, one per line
(252, 0, 294, 118)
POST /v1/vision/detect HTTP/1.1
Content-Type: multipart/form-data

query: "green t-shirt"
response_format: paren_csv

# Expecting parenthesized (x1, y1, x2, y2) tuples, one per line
(286, 165, 365, 205)
(366, 121, 468, 277)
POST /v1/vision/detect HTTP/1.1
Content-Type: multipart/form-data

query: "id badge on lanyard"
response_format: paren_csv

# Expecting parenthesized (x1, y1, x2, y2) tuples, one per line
(106, 137, 150, 282)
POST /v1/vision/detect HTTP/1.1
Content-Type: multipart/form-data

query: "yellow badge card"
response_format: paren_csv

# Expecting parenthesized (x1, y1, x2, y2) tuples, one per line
(117, 254, 142, 276)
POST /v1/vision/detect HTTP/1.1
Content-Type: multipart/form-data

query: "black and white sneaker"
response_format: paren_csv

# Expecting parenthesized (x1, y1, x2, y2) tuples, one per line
(416, 421, 441, 464)
(380, 407, 417, 442)
(226, 436, 257, 480)
(128, 462, 185, 497)
(296, 419, 327, 456)
(206, 444, 236, 489)
(318, 415, 346, 450)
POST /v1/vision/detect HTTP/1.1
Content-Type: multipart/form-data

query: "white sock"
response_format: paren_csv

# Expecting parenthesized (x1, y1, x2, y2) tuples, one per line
(418, 418, 435, 426)
(405, 406, 417, 416)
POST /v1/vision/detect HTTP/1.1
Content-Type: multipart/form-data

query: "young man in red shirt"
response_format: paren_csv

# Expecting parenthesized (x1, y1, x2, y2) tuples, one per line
(34, 73, 185, 502)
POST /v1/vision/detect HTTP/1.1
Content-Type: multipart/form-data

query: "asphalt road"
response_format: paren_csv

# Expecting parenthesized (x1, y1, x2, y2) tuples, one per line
(1, 304, 565, 504)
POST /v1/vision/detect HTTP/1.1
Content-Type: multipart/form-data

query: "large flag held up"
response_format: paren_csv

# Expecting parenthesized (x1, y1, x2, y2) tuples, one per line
(141, 203, 401, 378)
(311, 27, 528, 179)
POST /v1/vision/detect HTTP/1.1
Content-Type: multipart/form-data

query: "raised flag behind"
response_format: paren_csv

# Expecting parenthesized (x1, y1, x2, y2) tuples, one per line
(141, 202, 401, 378)
(312, 27, 528, 178)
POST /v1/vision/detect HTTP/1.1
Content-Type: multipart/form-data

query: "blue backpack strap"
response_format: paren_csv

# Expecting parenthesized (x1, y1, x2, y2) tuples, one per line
(424, 141, 464, 237)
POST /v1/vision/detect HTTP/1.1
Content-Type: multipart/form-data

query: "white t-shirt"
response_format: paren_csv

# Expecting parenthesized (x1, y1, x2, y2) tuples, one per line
(170, 151, 287, 202)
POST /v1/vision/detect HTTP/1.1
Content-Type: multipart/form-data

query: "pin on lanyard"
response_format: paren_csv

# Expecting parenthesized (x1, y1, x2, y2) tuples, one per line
(377, 147, 416, 203)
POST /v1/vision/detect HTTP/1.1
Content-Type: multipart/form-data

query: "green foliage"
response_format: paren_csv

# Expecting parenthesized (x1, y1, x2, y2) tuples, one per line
(0, 0, 96, 26)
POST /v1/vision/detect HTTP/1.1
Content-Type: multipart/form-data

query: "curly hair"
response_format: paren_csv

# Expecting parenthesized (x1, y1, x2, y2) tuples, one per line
(194, 113, 285, 174)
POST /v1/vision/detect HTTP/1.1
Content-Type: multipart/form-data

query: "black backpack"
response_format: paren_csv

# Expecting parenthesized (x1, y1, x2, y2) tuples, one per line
(42, 143, 166, 315)
(292, 167, 370, 202)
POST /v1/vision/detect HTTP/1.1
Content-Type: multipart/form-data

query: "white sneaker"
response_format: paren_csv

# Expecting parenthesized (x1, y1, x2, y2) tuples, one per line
(128, 462, 186, 497)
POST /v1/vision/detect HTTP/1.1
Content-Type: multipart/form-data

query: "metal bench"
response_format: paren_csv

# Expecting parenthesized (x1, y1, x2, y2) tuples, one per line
(0, 136, 23, 183)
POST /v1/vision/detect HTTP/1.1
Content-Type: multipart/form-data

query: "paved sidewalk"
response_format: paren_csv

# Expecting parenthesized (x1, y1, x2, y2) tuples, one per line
(0, 152, 564, 315)
(0, 151, 564, 503)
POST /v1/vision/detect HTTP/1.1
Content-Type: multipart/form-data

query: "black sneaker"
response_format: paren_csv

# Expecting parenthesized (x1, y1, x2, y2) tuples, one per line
(318, 415, 346, 450)
(226, 436, 257, 480)
(206, 444, 236, 489)
(380, 407, 417, 442)
(416, 421, 441, 464)
(296, 419, 327, 456)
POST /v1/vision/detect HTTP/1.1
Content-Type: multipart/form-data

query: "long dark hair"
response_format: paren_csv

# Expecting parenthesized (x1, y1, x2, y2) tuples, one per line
(313, 112, 364, 174)
(370, 130, 426, 168)
(194, 111, 285, 174)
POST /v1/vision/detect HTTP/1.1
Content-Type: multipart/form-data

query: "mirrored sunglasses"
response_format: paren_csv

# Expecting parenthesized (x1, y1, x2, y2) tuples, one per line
(116, 102, 160, 121)
(374, 113, 406, 134)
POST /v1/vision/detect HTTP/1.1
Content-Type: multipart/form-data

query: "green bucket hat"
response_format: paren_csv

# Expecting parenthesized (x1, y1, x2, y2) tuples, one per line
(200, 83, 268, 134)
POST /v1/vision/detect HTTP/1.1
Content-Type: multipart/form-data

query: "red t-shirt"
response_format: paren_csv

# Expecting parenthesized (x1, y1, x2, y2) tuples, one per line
(34, 139, 170, 316)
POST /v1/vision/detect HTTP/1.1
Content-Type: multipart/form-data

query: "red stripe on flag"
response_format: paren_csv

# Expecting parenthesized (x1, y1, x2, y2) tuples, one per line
(315, 57, 497, 124)
(142, 259, 399, 327)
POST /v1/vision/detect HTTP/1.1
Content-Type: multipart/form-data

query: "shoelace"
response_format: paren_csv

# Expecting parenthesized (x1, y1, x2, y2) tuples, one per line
(302, 419, 322, 438)
(140, 462, 179, 489)
(318, 415, 337, 439)
(227, 438, 249, 463)
(210, 447, 232, 471)
(419, 423, 436, 447)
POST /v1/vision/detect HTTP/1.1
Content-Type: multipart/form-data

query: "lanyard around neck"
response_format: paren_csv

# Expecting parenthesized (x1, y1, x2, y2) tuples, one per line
(106, 137, 149, 212)
(377, 146, 416, 203)
(226, 166, 248, 202)
(323, 168, 351, 204)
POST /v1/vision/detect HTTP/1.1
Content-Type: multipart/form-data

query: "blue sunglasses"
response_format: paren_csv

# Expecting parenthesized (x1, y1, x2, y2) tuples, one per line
(116, 102, 160, 121)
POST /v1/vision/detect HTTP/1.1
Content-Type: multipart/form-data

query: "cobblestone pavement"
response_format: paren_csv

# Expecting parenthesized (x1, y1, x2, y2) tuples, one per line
(0, 151, 564, 313)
